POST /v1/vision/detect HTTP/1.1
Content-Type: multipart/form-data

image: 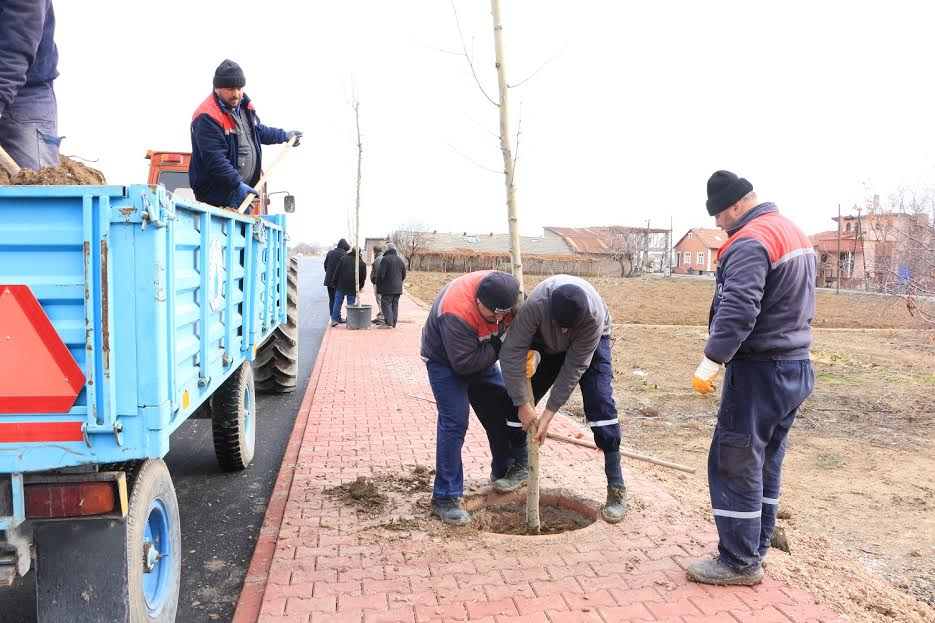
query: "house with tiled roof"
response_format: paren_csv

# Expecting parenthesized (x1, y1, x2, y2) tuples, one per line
(672, 228, 726, 275)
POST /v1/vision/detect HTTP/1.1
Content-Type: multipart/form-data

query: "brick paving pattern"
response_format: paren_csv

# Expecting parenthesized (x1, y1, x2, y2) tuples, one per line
(235, 293, 844, 623)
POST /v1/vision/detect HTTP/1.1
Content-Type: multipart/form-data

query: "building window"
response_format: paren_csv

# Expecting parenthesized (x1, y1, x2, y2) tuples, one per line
(697, 252, 704, 265)
(684, 251, 691, 265)
(846, 223, 852, 232)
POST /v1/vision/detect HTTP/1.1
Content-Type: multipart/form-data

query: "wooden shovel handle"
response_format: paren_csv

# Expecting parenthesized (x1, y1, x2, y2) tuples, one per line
(237, 134, 298, 214)
(0, 144, 21, 177)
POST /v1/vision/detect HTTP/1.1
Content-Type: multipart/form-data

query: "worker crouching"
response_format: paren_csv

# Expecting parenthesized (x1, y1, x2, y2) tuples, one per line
(420, 271, 528, 525)
(498, 275, 627, 524)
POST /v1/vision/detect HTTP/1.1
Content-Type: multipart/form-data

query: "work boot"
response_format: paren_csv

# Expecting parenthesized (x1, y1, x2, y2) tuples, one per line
(337, 317, 347, 324)
(330, 320, 338, 327)
(601, 486, 628, 523)
(493, 464, 529, 493)
(686, 558, 763, 586)
(431, 498, 470, 526)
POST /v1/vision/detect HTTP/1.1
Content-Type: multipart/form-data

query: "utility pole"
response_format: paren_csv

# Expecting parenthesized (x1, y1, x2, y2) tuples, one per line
(645, 219, 651, 273)
(836, 204, 841, 294)
(669, 215, 673, 277)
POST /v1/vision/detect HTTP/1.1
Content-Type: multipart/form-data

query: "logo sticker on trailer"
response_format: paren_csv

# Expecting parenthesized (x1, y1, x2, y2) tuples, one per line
(208, 237, 226, 312)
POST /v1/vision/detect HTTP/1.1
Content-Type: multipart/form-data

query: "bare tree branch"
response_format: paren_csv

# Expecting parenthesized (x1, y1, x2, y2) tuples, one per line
(466, 114, 501, 140)
(862, 187, 935, 323)
(508, 45, 566, 89)
(449, 0, 499, 107)
(510, 102, 523, 185)
(445, 142, 502, 174)
(390, 223, 432, 270)
(419, 42, 464, 56)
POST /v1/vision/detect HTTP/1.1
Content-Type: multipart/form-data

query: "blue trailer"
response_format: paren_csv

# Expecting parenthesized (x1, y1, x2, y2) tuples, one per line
(0, 184, 298, 622)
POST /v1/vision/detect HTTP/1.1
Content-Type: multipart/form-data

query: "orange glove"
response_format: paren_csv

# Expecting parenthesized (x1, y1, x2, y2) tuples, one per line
(526, 351, 541, 379)
(691, 357, 721, 394)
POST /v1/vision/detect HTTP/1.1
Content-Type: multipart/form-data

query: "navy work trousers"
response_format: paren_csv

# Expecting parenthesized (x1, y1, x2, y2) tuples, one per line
(709, 359, 814, 573)
(0, 83, 60, 170)
(529, 335, 624, 488)
(331, 290, 356, 323)
(427, 361, 527, 499)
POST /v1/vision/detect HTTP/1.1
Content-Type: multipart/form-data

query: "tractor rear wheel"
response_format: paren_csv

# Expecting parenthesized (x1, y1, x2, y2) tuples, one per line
(253, 255, 298, 393)
(211, 361, 257, 471)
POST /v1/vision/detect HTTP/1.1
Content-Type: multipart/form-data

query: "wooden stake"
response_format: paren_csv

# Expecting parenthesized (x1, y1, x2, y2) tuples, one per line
(0, 144, 21, 177)
(546, 432, 696, 474)
(237, 134, 298, 214)
(525, 378, 540, 534)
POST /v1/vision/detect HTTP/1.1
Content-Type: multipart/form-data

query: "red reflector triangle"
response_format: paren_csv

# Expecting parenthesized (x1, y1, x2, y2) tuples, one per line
(0, 285, 86, 414)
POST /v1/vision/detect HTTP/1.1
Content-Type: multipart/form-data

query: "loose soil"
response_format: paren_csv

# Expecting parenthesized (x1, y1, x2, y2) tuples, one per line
(324, 465, 434, 515)
(0, 156, 106, 186)
(406, 271, 935, 623)
(324, 476, 388, 513)
(471, 502, 592, 535)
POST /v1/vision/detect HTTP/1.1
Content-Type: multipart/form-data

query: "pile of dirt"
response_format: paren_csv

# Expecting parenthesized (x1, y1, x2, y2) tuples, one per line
(371, 464, 434, 493)
(0, 156, 105, 186)
(324, 476, 387, 513)
(471, 502, 592, 536)
(324, 466, 434, 515)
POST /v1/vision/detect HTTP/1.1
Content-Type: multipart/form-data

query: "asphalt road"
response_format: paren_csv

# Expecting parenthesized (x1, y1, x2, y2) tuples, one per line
(0, 257, 328, 623)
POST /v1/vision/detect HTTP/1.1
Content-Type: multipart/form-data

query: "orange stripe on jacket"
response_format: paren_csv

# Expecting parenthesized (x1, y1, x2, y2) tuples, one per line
(191, 93, 258, 134)
(438, 270, 513, 338)
(718, 211, 813, 266)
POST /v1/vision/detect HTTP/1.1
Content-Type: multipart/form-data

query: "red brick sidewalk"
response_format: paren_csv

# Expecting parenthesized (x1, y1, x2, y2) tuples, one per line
(234, 292, 843, 623)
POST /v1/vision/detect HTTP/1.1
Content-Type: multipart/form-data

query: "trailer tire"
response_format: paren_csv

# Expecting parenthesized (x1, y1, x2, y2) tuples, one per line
(211, 360, 257, 471)
(254, 255, 299, 393)
(127, 459, 181, 623)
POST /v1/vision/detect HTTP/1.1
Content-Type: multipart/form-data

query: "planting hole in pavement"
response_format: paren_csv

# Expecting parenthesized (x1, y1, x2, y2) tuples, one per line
(465, 490, 598, 536)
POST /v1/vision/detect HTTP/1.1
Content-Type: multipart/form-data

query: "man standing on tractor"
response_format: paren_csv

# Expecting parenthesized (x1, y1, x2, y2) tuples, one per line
(189, 59, 302, 212)
(0, 0, 61, 171)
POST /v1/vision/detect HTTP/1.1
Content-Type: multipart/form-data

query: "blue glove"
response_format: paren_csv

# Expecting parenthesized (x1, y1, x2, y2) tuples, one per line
(286, 130, 303, 146)
(232, 182, 258, 210)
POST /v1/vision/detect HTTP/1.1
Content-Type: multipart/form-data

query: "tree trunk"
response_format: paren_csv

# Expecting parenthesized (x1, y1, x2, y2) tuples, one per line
(353, 102, 362, 301)
(491, 0, 523, 292)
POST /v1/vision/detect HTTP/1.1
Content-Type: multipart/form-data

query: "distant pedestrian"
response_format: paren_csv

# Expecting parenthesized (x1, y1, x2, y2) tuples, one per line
(370, 244, 385, 324)
(375, 243, 406, 328)
(0, 0, 61, 171)
(420, 270, 527, 525)
(686, 170, 816, 587)
(330, 247, 366, 327)
(498, 275, 627, 524)
(323, 238, 350, 321)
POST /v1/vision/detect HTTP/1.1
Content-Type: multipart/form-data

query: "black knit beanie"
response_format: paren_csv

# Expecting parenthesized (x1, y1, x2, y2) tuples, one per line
(706, 170, 753, 216)
(550, 284, 588, 328)
(475, 272, 520, 313)
(213, 59, 246, 89)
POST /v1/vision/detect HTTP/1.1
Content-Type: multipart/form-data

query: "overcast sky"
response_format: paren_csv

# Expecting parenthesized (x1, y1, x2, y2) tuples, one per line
(53, 1, 935, 247)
